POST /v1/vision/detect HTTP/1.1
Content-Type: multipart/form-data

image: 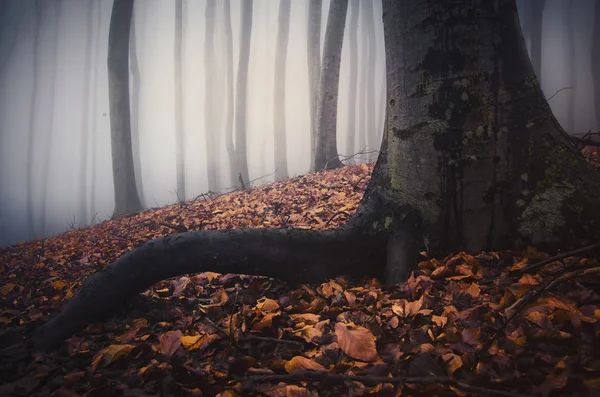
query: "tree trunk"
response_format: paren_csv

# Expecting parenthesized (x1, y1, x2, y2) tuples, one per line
(26, 0, 43, 239)
(90, 1, 102, 223)
(108, 0, 143, 218)
(565, 0, 576, 134)
(345, 0, 359, 160)
(223, 0, 237, 187)
(33, 0, 600, 351)
(307, 0, 322, 172)
(174, 0, 186, 201)
(314, 0, 348, 171)
(234, 0, 253, 187)
(273, 0, 290, 181)
(363, 0, 377, 160)
(527, 0, 545, 85)
(204, 0, 218, 192)
(39, 0, 62, 236)
(78, 1, 94, 227)
(129, 3, 146, 208)
(593, 0, 600, 129)
(357, 2, 368, 156)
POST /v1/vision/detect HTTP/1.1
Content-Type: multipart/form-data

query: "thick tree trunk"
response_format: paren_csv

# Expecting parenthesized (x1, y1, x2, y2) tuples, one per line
(33, 0, 600, 351)
(223, 0, 237, 187)
(565, 0, 575, 134)
(78, 1, 94, 227)
(129, 4, 146, 209)
(307, 0, 321, 172)
(314, 0, 348, 171)
(108, 0, 143, 218)
(345, 0, 359, 160)
(273, 0, 290, 181)
(368, 0, 600, 256)
(234, 0, 253, 187)
(174, 0, 186, 200)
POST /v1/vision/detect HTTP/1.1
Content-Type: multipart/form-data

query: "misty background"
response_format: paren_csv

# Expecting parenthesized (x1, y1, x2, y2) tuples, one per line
(0, 0, 596, 248)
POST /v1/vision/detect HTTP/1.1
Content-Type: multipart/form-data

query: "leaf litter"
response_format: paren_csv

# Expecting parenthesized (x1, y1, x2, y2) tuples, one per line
(0, 163, 599, 396)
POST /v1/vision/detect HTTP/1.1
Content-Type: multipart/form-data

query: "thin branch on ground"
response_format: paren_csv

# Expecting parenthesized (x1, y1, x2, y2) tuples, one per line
(325, 211, 351, 228)
(238, 371, 529, 397)
(517, 242, 600, 275)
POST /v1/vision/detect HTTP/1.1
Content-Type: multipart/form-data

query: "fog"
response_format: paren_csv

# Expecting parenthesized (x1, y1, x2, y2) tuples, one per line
(0, 0, 596, 247)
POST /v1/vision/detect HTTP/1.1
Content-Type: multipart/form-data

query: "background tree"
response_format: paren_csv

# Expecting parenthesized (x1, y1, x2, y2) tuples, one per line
(306, 0, 321, 172)
(525, 0, 545, 84)
(107, 0, 143, 218)
(25, 0, 43, 238)
(273, 0, 290, 181)
(204, 0, 218, 191)
(78, 1, 94, 227)
(33, 0, 600, 350)
(174, 0, 186, 200)
(314, 0, 349, 171)
(234, 0, 253, 186)
(357, 2, 368, 154)
(39, 0, 62, 235)
(223, 0, 237, 186)
(345, 0, 359, 160)
(129, 3, 146, 208)
(90, 0, 102, 223)
(363, 0, 377, 159)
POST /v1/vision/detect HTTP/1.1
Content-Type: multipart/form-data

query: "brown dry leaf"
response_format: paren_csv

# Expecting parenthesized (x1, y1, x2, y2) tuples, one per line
(284, 356, 327, 373)
(432, 315, 447, 328)
(292, 325, 322, 343)
(159, 330, 182, 358)
(442, 352, 463, 377)
(405, 296, 424, 317)
(290, 313, 321, 325)
(335, 322, 379, 362)
(91, 344, 135, 372)
(256, 297, 280, 313)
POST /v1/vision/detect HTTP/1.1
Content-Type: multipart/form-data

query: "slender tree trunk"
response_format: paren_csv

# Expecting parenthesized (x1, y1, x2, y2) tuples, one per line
(565, 0, 576, 134)
(307, 0, 321, 172)
(314, 0, 348, 171)
(273, 0, 290, 181)
(592, 1, 600, 129)
(108, 0, 143, 218)
(346, 0, 359, 160)
(527, 0, 545, 85)
(78, 1, 94, 227)
(90, 1, 102, 223)
(204, 0, 218, 192)
(39, 0, 62, 236)
(129, 3, 146, 208)
(364, 0, 377, 160)
(223, 0, 236, 186)
(234, 0, 253, 186)
(174, 0, 186, 201)
(26, 1, 43, 238)
(357, 3, 368, 156)
(34, 0, 600, 352)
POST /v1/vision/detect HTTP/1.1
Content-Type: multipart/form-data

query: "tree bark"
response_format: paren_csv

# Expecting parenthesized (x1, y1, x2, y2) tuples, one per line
(345, 0, 359, 160)
(204, 0, 218, 192)
(273, 0, 290, 181)
(234, 0, 253, 187)
(314, 0, 348, 171)
(174, 0, 186, 201)
(223, 0, 237, 187)
(129, 3, 146, 208)
(33, 0, 600, 351)
(108, 0, 143, 218)
(90, 1, 102, 223)
(307, 0, 322, 172)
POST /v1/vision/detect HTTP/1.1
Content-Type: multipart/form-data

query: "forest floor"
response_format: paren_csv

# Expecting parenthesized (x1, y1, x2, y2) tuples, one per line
(1, 155, 600, 397)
